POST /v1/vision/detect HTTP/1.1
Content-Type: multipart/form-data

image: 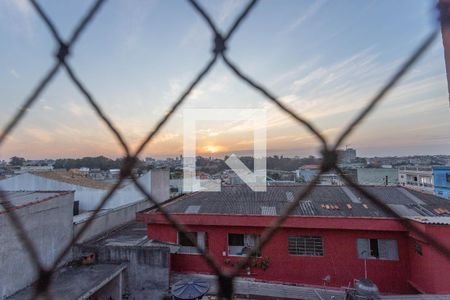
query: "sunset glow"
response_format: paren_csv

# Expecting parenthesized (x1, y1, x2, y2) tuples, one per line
(200, 145, 226, 155)
(0, 1, 448, 159)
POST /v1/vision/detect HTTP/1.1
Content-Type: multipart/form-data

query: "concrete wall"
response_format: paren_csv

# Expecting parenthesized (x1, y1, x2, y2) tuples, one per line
(0, 170, 170, 211)
(73, 200, 152, 243)
(91, 272, 123, 300)
(357, 168, 398, 186)
(0, 192, 74, 299)
(75, 245, 170, 299)
(148, 169, 170, 204)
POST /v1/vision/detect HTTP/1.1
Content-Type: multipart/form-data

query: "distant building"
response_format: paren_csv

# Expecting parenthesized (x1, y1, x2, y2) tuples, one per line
(337, 148, 357, 163)
(398, 167, 434, 194)
(318, 172, 343, 185)
(296, 164, 320, 183)
(138, 185, 450, 295)
(0, 191, 74, 299)
(433, 166, 450, 199)
(356, 168, 398, 186)
(296, 165, 343, 185)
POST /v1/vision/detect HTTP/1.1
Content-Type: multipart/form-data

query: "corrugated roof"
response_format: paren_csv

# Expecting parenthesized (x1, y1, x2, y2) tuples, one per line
(407, 216, 450, 225)
(286, 191, 294, 202)
(261, 206, 276, 215)
(185, 205, 201, 213)
(157, 185, 450, 219)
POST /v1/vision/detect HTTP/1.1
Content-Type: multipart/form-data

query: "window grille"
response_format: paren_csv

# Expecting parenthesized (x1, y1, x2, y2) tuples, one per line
(288, 235, 324, 256)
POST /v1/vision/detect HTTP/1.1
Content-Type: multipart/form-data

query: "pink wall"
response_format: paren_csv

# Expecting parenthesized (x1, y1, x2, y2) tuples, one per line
(146, 218, 413, 293)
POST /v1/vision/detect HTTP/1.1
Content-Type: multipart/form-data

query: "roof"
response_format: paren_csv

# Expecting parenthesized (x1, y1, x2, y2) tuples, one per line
(146, 185, 450, 219)
(0, 191, 72, 214)
(83, 222, 180, 253)
(300, 164, 320, 169)
(407, 216, 450, 225)
(7, 264, 126, 300)
(432, 166, 450, 171)
(172, 273, 450, 300)
(33, 171, 115, 189)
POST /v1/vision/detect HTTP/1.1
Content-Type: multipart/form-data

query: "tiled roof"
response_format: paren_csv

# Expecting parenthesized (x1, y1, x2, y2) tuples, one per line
(33, 171, 115, 190)
(155, 185, 450, 219)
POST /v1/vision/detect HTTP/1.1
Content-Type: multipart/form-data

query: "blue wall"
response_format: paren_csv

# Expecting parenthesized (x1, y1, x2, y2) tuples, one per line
(432, 166, 450, 200)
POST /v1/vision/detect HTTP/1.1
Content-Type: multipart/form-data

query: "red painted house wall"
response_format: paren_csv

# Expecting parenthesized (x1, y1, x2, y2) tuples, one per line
(144, 214, 418, 294)
(408, 223, 450, 294)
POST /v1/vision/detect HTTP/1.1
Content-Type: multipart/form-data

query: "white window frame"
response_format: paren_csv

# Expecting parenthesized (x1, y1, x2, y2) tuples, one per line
(357, 238, 398, 261)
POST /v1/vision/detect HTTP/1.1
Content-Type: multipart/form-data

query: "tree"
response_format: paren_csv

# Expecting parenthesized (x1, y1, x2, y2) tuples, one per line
(10, 156, 25, 166)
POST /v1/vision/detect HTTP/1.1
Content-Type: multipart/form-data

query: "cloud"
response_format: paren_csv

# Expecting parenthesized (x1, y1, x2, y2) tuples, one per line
(66, 101, 91, 117)
(216, 0, 245, 27)
(5, 0, 32, 17)
(9, 69, 20, 79)
(116, 0, 159, 50)
(284, 0, 328, 33)
(0, 0, 35, 38)
(181, 0, 247, 46)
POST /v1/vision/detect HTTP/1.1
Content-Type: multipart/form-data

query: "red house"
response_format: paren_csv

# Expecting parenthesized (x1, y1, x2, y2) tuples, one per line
(137, 185, 450, 295)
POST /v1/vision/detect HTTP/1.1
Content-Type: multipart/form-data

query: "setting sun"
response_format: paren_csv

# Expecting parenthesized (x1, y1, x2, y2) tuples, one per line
(201, 145, 225, 154)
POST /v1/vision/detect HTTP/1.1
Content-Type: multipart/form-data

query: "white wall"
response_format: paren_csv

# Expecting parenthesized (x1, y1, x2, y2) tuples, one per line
(0, 192, 74, 299)
(0, 170, 170, 211)
(73, 199, 152, 243)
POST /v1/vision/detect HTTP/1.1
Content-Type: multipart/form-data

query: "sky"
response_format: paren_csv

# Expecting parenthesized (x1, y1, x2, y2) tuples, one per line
(0, 0, 449, 160)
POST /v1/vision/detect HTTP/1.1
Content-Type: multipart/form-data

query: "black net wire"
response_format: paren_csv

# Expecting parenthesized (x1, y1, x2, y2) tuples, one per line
(0, 1, 449, 299)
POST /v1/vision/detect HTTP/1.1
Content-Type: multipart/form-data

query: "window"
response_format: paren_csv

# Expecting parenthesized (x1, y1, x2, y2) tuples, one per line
(357, 238, 398, 260)
(288, 235, 324, 256)
(446, 172, 450, 183)
(228, 233, 260, 256)
(415, 242, 423, 256)
(178, 232, 207, 254)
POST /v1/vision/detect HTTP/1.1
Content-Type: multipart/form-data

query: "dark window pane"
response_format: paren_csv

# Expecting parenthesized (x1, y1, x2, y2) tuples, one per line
(370, 239, 379, 258)
(179, 232, 197, 247)
(228, 234, 244, 246)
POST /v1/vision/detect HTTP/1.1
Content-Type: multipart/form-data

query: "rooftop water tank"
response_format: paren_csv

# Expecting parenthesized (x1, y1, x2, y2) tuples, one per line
(355, 279, 380, 298)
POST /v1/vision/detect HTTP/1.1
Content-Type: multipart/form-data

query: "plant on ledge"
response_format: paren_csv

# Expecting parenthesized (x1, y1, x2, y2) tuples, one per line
(224, 256, 270, 271)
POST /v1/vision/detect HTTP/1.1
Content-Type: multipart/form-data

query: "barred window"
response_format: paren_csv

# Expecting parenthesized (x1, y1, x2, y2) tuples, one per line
(288, 235, 324, 256)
